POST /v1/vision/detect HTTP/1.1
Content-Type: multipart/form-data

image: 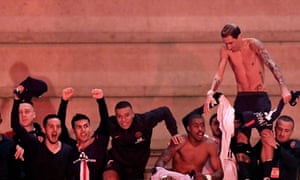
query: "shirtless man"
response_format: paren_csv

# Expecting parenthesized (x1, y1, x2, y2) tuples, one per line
(153, 114, 223, 180)
(204, 23, 291, 180)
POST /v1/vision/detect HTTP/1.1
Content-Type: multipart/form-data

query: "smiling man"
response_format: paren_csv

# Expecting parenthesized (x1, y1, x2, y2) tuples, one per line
(57, 87, 109, 180)
(153, 114, 223, 180)
(102, 100, 180, 180)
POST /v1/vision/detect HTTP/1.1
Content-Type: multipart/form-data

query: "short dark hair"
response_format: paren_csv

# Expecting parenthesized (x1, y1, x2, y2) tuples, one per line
(221, 23, 241, 39)
(43, 114, 60, 127)
(115, 101, 132, 110)
(71, 113, 90, 128)
(276, 115, 294, 130)
(209, 113, 218, 126)
(183, 114, 204, 133)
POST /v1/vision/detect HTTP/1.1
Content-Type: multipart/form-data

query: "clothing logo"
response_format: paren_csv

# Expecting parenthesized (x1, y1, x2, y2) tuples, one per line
(106, 160, 114, 168)
(134, 131, 145, 144)
(254, 112, 272, 128)
(113, 135, 120, 139)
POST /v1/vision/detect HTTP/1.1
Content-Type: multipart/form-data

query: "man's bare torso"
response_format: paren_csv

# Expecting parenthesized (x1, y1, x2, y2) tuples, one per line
(226, 39, 265, 92)
(172, 137, 213, 175)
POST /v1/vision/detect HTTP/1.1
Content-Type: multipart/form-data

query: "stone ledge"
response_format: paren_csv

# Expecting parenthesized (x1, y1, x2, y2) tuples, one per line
(2, 84, 299, 98)
(0, 31, 300, 43)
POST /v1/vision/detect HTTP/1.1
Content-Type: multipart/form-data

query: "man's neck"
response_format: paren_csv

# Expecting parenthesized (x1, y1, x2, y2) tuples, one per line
(45, 140, 61, 154)
(24, 125, 35, 133)
(77, 137, 95, 151)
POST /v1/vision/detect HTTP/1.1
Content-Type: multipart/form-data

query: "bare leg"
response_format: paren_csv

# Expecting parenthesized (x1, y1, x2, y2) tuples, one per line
(260, 129, 276, 179)
(260, 129, 275, 162)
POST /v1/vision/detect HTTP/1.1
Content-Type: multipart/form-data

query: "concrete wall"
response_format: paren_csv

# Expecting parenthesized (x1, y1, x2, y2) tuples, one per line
(0, 0, 300, 148)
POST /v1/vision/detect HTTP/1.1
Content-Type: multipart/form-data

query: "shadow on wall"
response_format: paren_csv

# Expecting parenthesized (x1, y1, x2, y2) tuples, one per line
(1, 62, 57, 133)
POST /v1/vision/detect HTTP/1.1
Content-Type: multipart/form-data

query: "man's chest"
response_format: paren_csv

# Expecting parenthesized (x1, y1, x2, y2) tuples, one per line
(111, 128, 152, 146)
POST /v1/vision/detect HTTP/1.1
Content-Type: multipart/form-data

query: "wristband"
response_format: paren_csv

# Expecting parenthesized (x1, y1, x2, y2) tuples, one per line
(207, 89, 214, 96)
(205, 174, 212, 180)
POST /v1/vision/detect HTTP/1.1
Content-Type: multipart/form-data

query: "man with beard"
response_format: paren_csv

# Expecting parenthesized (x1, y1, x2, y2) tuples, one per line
(11, 87, 74, 180)
(209, 113, 222, 151)
(57, 87, 109, 180)
(202, 113, 222, 175)
(152, 114, 223, 180)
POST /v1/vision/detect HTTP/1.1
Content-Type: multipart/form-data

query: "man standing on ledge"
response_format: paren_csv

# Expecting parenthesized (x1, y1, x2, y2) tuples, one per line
(204, 23, 291, 180)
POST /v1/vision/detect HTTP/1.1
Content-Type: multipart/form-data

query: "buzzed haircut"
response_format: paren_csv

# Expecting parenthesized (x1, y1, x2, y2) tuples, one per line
(276, 115, 295, 130)
(43, 114, 60, 127)
(71, 113, 90, 128)
(115, 101, 132, 110)
(183, 113, 204, 133)
(20, 100, 34, 106)
(221, 23, 241, 39)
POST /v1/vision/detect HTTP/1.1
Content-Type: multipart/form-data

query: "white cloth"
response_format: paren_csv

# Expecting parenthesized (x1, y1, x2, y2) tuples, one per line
(151, 167, 192, 180)
(217, 95, 238, 180)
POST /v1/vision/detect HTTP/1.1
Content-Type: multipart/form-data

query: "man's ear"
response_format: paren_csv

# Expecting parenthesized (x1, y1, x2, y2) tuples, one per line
(237, 34, 242, 40)
(33, 111, 36, 120)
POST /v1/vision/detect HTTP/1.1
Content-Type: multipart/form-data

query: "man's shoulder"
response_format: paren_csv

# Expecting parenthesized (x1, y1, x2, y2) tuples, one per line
(244, 37, 260, 43)
(244, 38, 264, 49)
(169, 135, 188, 149)
(203, 136, 218, 145)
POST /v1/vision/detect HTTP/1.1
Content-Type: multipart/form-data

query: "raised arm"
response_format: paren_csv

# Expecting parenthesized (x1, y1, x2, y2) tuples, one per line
(11, 99, 23, 135)
(251, 38, 291, 103)
(10, 88, 39, 150)
(143, 106, 178, 136)
(204, 48, 229, 113)
(58, 87, 75, 145)
(92, 88, 109, 137)
(184, 92, 222, 125)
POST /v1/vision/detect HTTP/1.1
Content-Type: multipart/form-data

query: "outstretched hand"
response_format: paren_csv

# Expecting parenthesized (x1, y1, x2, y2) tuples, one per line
(260, 130, 278, 149)
(14, 85, 25, 100)
(15, 144, 24, 161)
(91, 88, 104, 99)
(281, 87, 291, 104)
(171, 134, 185, 145)
(204, 91, 222, 113)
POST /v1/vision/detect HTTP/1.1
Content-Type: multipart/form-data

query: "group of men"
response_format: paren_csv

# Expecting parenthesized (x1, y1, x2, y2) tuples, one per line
(0, 23, 299, 180)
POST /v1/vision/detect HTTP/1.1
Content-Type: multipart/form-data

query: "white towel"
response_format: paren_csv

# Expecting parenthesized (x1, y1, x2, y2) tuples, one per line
(217, 95, 238, 180)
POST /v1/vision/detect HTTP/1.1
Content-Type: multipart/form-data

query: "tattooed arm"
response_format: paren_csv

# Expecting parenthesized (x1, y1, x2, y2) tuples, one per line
(250, 38, 291, 103)
(155, 135, 186, 167)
